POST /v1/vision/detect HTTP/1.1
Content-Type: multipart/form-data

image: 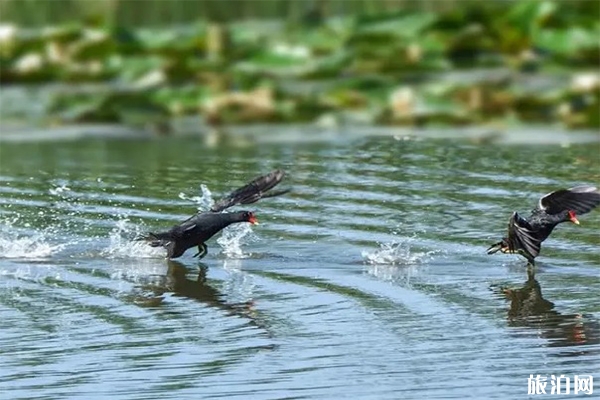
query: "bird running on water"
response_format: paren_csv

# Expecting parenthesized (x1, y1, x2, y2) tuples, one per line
(144, 169, 289, 259)
(487, 186, 600, 265)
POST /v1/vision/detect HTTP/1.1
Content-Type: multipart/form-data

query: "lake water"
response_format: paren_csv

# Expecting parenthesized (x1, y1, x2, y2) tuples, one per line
(1, 130, 599, 399)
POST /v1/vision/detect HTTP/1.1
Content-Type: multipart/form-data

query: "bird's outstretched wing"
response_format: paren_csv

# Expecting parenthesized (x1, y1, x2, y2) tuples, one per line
(506, 212, 541, 262)
(211, 169, 289, 212)
(538, 186, 600, 215)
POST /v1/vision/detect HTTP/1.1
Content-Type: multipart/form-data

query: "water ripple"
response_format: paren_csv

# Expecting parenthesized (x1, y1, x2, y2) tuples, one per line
(0, 135, 599, 399)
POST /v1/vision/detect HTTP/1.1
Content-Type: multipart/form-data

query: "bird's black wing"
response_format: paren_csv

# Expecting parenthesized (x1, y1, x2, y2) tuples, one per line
(506, 212, 542, 261)
(211, 169, 289, 212)
(538, 186, 600, 215)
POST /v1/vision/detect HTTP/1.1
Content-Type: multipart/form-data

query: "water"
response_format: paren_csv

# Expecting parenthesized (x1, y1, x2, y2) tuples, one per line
(1, 132, 599, 399)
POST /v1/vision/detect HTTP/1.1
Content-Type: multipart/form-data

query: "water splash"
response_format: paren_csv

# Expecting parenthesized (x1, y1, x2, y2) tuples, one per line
(0, 214, 65, 259)
(101, 218, 164, 259)
(361, 237, 436, 284)
(216, 223, 256, 259)
(0, 233, 64, 259)
(361, 238, 435, 266)
(48, 183, 71, 196)
(178, 184, 214, 212)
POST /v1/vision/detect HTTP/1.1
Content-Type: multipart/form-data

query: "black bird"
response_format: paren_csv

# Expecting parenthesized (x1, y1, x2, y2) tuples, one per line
(145, 170, 288, 259)
(487, 186, 600, 264)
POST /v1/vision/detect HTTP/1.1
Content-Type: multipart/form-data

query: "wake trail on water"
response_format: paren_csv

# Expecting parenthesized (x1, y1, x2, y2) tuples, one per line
(0, 180, 259, 261)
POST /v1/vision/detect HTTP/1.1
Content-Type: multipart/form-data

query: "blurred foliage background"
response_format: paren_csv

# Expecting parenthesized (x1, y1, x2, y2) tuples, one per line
(1, 0, 598, 132)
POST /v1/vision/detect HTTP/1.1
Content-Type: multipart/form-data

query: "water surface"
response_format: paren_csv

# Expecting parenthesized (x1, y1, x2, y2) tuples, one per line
(1, 132, 599, 399)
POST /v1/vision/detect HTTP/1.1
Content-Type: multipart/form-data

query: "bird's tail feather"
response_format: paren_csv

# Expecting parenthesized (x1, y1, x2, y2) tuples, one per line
(140, 232, 171, 247)
(140, 232, 185, 258)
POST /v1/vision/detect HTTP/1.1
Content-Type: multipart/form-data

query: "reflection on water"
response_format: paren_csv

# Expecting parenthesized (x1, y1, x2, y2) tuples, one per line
(495, 268, 600, 348)
(130, 260, 275, 337)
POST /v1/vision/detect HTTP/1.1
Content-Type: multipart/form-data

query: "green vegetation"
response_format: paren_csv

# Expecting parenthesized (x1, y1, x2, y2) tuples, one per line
(1, 0, 598, 130)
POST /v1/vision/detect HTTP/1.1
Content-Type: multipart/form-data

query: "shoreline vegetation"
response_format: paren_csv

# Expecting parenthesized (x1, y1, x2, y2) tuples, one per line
(0, 0, 599, 135)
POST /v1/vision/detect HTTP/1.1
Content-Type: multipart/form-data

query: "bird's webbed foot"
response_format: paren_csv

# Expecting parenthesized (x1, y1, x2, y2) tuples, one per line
(193, 243, 208, 259)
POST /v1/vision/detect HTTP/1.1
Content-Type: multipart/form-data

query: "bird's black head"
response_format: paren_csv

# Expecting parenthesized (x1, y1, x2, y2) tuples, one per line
(565, 210, 580, 225)
(237, 211, 258, 225)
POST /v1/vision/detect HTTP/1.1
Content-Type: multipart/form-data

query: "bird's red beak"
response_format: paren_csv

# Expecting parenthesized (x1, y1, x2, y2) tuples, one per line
(248, 215, 259, 225)
(568, 211, 580, 225)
